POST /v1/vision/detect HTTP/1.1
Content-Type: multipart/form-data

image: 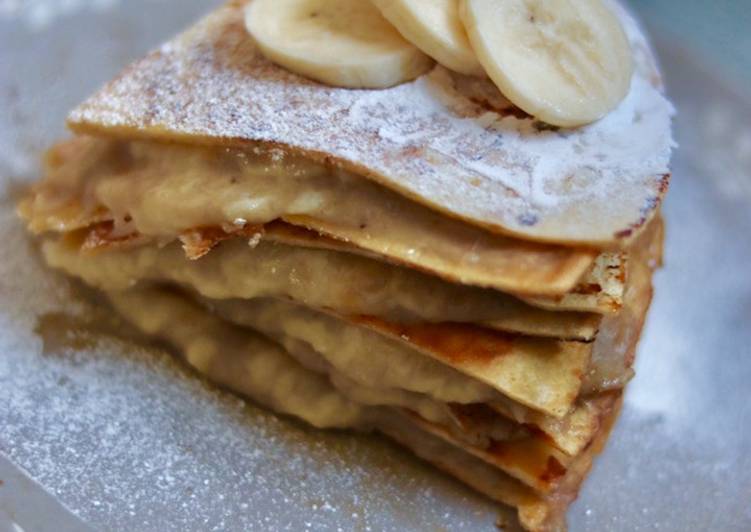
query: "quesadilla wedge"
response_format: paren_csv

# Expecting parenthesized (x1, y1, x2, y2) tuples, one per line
(18, 0, 672, 529)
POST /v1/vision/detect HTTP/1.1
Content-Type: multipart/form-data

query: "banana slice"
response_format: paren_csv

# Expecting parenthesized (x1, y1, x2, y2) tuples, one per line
(371, 0, 484, 77)
(244, 0, 434, 89)
(460, 0, 633, 127)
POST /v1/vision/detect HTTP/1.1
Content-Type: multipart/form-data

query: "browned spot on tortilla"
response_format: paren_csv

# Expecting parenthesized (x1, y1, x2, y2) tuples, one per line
(79, 221, 146, 252)
(539, 456, 567, 484)
(179, 223, 264, 259)
(615, 173, 671, 239)
(399, 145, 424, 159)
(485, 439, 569, 491)
(63, 218, 266, 260)
(570, 365, 584, 379)
(466, 95, 531, 120)
(616, 265, 627, 284)
(448, 403, 500, 428)
(572, 283, 602, 295)
(353, 316, 516, 365)
(522, 424, 558, 448)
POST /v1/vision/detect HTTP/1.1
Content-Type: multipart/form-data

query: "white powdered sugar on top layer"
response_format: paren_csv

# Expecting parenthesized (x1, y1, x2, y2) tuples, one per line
(68, 0, 673, 246)
(349, 69, 672, 211)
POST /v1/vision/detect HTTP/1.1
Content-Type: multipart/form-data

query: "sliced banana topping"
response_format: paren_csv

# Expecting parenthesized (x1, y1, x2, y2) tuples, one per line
(460, 0, 634, 127)
(244, 0, 434, 89)
(244, 0, 634, 126)
(371, 0, 484, 77)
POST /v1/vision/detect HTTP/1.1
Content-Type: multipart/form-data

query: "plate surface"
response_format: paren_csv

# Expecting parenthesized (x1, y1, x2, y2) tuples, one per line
(1, 1, 750, 530)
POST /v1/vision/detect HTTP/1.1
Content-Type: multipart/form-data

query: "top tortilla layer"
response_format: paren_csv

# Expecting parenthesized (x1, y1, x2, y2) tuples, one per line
(68, 0, 673, 247)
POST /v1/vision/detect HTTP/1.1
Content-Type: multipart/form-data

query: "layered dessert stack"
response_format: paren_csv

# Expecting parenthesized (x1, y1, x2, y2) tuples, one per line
(19, 1, 673, 529)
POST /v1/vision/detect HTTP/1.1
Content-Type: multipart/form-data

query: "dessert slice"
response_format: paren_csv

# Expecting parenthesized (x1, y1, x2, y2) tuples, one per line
(19, 1, 672, 530)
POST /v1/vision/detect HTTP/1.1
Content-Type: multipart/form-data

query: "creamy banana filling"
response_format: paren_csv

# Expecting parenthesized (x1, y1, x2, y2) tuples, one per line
(205, 297, 497, 404)
(107, 285, 614, 514)
(40, 237, 586, 414)
(41, 233, 646, 417)
(108, 286, 580, 531)
(108, 287, 366, 429)
(42, 233, 593, 336)
(23, 136, 599, 296)
(241, 317, 528, 448)
(207, 293, 614, 457)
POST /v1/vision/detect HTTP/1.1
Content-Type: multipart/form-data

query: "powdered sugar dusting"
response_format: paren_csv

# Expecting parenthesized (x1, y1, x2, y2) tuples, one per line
(0, 0, 119, 30)
(69, 0, 674, 246)
(350, 68, 673, 211)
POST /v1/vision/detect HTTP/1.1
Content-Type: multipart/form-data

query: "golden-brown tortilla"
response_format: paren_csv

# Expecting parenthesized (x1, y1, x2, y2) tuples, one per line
(353, 317, 590, 418)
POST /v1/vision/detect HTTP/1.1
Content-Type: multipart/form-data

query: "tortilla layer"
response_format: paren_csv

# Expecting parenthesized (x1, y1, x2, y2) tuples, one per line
(67, 0, 673, 246)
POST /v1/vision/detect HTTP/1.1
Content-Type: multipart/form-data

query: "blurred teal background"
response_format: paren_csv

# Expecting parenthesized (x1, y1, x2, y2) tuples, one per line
(628, 0, 751, 87)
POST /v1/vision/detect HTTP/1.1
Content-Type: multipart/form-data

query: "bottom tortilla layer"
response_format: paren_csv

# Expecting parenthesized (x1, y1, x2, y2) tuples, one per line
(106, 285, 624, 531)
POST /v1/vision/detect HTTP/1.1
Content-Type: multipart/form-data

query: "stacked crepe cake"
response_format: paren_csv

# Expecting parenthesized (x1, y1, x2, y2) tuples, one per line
(19, 0, 673, 530)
